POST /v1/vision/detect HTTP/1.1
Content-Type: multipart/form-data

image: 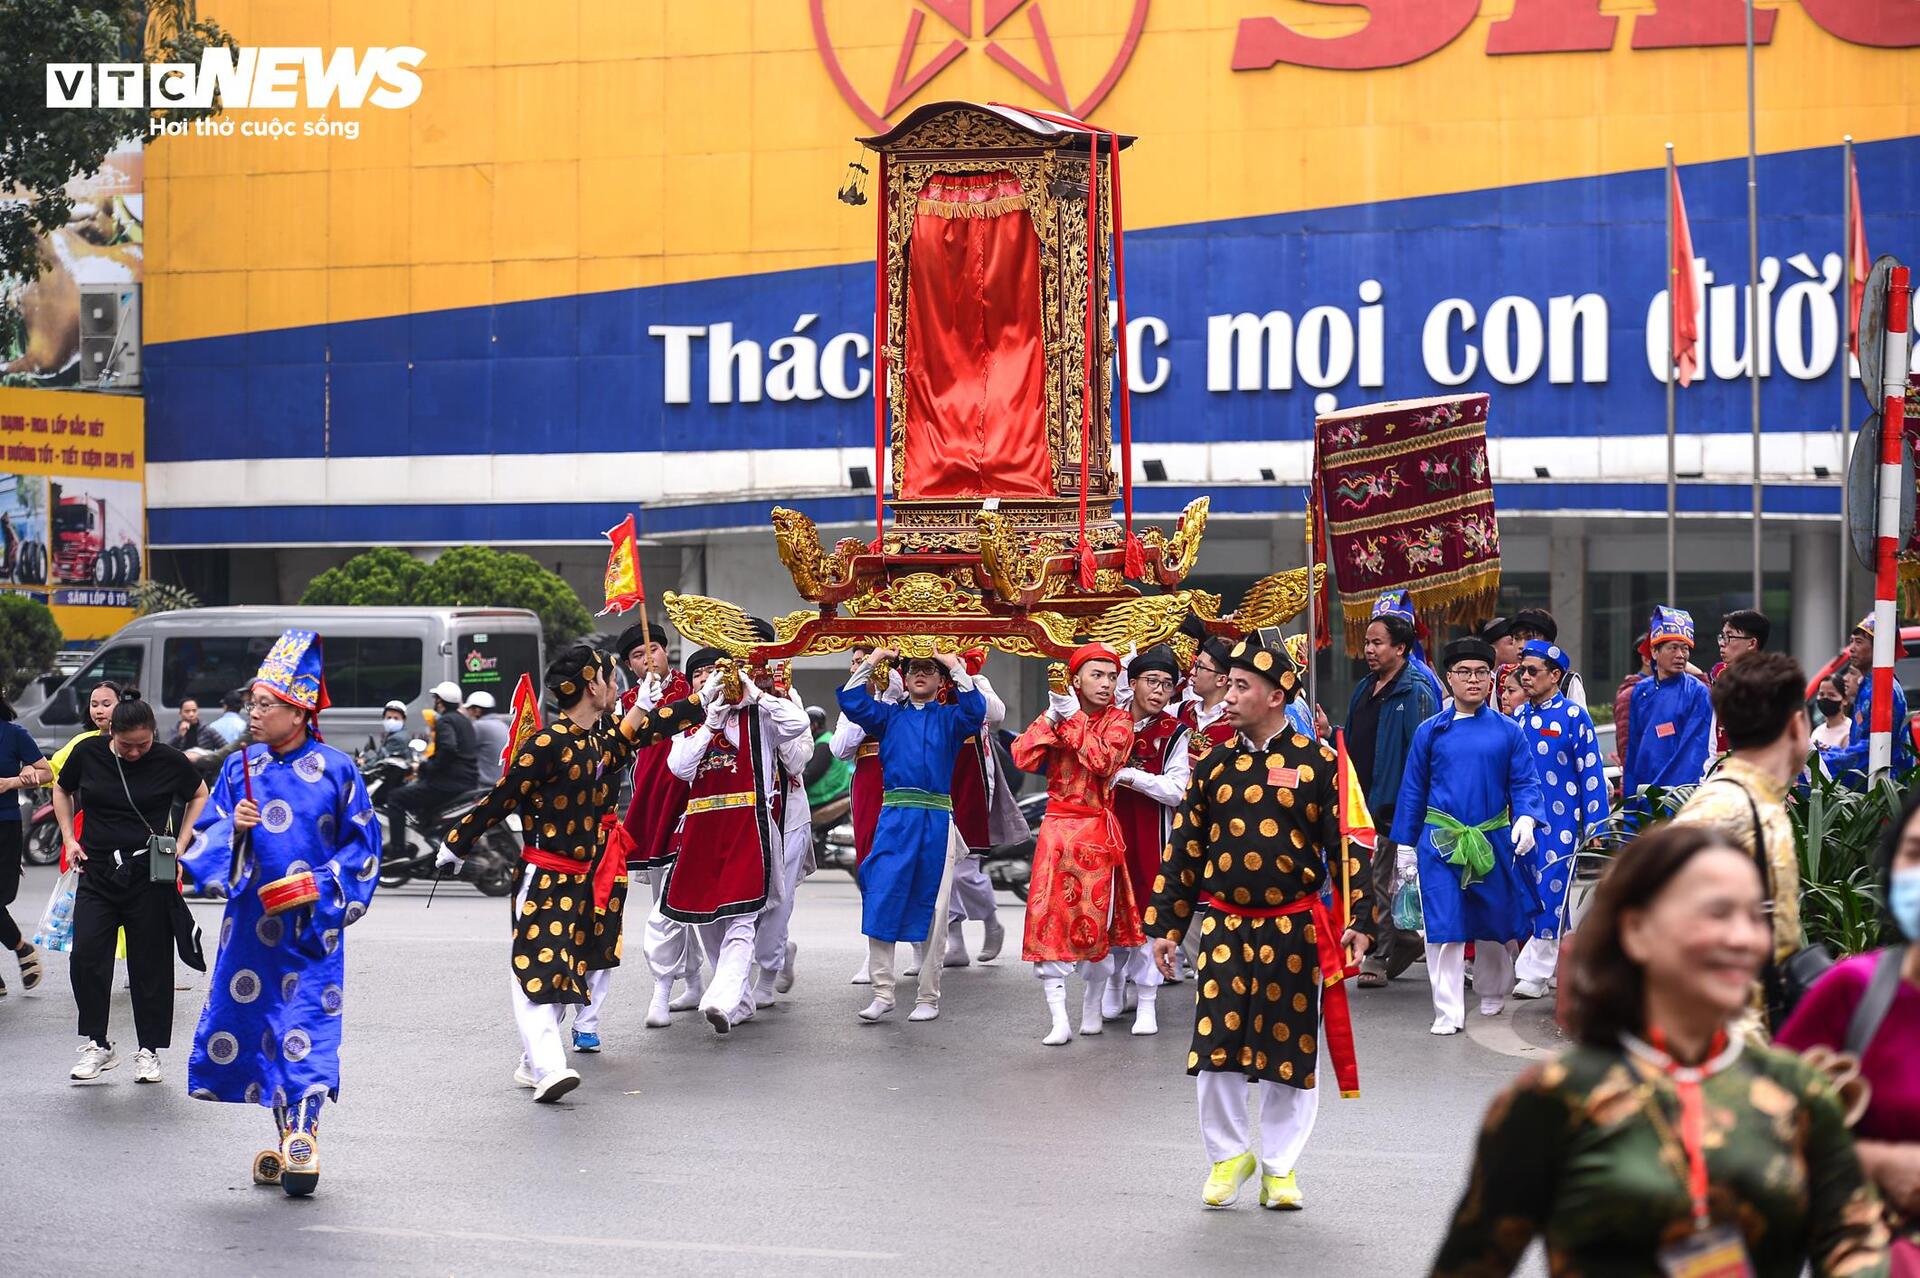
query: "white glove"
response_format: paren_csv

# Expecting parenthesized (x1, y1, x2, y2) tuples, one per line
(1114, 766, 1140, 791)
(704, 693, 731, 730)
(434, 845, 464, 874)
(633, 672, 662, 713)
(1510, 815, 1537, 858)
(1047, 689, 1079, 722)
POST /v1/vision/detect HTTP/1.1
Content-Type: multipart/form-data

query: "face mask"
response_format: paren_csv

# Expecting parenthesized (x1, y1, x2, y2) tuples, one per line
(1816, 698, 1843, 719)
(383, 718, 406, 735)
(1891, 866, 1920, 942)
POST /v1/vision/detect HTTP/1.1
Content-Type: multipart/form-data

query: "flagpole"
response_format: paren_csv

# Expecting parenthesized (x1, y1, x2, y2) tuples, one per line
(1305, 491, 1318, 715)
(1666, 144, 1678, 606)
(1838, 135, 1854, 628)
(1746, 0, 1763, 606)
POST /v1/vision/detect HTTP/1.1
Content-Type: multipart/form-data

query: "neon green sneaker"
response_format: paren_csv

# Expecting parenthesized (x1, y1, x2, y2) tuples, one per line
(1259, 1169, 1304, 1210)
(1202, 1152, 1258, 1207)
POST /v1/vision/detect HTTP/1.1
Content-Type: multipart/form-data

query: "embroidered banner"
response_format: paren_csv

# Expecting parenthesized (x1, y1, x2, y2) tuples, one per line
(1314, 393, 1501, 650)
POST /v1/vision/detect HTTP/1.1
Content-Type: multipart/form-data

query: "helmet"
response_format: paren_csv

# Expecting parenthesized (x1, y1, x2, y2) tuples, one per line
(430, 681, 463, 706)
(462, 690, 496, 711)
(383, 699, 407, 714)
(806, 705, 827, 730)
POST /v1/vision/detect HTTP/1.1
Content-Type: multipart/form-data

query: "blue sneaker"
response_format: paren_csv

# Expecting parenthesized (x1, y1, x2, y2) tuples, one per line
(571, 1030, 601, 1053)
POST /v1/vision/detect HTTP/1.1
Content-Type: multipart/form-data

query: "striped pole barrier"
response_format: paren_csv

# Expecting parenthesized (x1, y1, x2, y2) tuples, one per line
(1868, 265, 1911, 775)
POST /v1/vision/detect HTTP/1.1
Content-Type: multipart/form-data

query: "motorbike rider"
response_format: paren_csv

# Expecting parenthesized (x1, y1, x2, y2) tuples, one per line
(384, 681, 478, 849)
(371, 701, 412, 760)
(463, 691, 507, 787)
(804, 706, 852, 830)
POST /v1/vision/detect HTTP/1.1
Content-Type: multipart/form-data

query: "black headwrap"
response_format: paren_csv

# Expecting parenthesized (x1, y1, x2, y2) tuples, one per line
(1197, 637, 1233, 672)
(545, 644, 606, 708)
(1442, 636, 1498, 671)
(685, 646, 725, 678)
(1226, 631, 1299, 693)
(615, 622, 668, 661)
(1128, 645, 1181, 680)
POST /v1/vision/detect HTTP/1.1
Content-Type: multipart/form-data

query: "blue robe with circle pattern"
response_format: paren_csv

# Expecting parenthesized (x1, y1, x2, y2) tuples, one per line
(1512, 694, 1609, 939)
(181, 737, 381, 1108)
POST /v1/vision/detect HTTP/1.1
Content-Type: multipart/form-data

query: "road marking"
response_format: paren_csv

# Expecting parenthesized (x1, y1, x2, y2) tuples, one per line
(300, 1224, 898, 1261)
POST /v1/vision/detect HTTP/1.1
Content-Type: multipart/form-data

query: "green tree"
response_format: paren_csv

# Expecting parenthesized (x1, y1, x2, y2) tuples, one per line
(0, 592, 61, 697)
(301, 546, 429, 608)
(299, 545, 593, 646)
(417, 546, 593, 647)
(0, 0, 233, 338)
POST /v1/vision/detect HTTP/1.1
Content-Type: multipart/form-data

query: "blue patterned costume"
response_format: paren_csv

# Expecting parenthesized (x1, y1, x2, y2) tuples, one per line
(183, 736, 380, 1108)
(1821, 672, 1913, 785)
(1512, 693, 1607, 939)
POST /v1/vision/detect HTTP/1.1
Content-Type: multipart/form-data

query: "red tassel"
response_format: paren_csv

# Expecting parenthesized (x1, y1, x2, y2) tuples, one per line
(1077, 536, 1097, 590)
(1123, 531, 1146, 579)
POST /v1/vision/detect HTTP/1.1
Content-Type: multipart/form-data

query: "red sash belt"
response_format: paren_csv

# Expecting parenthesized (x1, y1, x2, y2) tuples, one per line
(1045, 798, 1107, 821)
(1203, 890, 1360, 1098)
(522, 844, 589, 877)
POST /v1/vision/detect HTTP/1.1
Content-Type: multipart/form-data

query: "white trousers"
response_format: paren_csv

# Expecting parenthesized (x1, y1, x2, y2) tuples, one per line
(640, 868, 704, 991)
(573, 967, 612, 1034)
(510, 872, 567, 1079)
(693, 914, 760, 1026)
(754, 822, 813, 982)
(1109, 944, 1164, 989)
(947, 854, 998, 923)
(1514, 936, 1559, 985)
(1196, 1072, 1321, 1175)
(1426, 940, 1515, 1029)
(905, 824, 968, 1006)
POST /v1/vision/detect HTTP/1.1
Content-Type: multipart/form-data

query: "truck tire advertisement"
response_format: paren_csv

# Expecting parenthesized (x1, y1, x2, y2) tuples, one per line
(0, 386, 143, 639)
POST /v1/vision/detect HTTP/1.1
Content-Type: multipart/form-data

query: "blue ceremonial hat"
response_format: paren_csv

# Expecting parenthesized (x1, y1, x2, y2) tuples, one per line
(1648, 606, 1694, 649)
(1370, 589, 1416, 624)
(254, 629, 330, 715)
(1522, 638, 1569, 672)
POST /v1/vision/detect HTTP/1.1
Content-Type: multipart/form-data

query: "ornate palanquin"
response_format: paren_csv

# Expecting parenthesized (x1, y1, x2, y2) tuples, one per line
(664, 102, 1320, 664)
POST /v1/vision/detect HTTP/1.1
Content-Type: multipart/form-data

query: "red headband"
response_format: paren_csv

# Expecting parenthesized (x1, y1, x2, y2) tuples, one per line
(1068, 642, 1121, 675)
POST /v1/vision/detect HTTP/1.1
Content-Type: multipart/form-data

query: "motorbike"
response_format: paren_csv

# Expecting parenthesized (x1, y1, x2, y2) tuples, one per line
(24, 787, 61, 866)
(356, 742, 518, 897)
(979, 790, 1043, 903)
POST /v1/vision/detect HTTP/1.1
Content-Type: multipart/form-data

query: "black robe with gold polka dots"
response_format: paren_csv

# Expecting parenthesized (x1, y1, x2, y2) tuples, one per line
(445, 700, 701, 1005)
(1142, 727, 1374, 1088)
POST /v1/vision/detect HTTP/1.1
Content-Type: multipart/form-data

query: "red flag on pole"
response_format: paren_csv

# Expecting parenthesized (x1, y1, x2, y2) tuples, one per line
(502, 673, 541, 771)
(1847, 151, 1869, 359)
(598, 514, 645, 617)
(1670, 162, 1703, 388)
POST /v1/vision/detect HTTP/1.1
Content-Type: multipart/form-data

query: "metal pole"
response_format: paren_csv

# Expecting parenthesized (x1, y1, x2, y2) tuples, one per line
(1869, 266, 1911, 776)
(1666, 145, 1678, 606)
(1305, 493, 1318, 715)
(1838, 136, 1854, 628)
(1746, 0, 1763, 606)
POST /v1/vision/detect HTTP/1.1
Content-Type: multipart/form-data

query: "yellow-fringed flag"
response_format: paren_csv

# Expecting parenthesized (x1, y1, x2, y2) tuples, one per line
(599, 514, 645, 616)
(502, 673, 541, 770)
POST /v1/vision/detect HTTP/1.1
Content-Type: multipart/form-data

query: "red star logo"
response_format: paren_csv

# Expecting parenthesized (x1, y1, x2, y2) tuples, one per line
(810, 1, 1150, 131)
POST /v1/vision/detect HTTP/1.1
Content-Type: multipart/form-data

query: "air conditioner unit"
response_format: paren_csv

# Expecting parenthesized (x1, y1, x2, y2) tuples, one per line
(78, 283, 141, 388)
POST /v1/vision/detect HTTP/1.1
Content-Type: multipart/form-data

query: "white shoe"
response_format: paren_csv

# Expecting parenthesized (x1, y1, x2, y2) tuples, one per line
(132, 1048, 161, 1084)
(908, 1002, 939, 1022)
(856, 998, 895, 1022)
(1429, 1018, 1462, 1036)
(1080, 981, 1105, 1036)
(645, 985, 672, 1028)
(1102, 974, 1126, 1021)
(513, 1062, 538, 1088)
(943, 929, 969, 968)
(70, 1042, 118, 1082)
(1131, 1000, 1159, 1036)
(849, 957, 872, 985)
(753, 970, 777, 1009)
(1480, 998, 1507, 1017)
(667, 982, 704, 1012)
(532, 1068, 581, 1103)
(775, 941, 798, 994)
(1043, 1017, 1073, 1046)
(902, 944, 924, 977)
(1512, 978, 1550, 1000)
(978, 917, 1005, 962)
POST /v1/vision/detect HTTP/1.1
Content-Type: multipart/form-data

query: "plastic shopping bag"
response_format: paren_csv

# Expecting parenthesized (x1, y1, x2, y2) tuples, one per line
(33, 867, 80, 954)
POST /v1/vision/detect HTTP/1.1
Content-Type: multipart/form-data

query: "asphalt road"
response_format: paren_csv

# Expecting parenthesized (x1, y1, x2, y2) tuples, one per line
(0, 863, 1556, 1276)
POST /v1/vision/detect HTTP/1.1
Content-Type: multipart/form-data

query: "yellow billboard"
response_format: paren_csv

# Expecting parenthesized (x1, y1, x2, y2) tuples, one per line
(0, 386, 145, 641)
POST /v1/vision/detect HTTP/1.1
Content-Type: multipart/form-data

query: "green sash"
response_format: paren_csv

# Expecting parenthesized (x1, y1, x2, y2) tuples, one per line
(1425, 807, 1510, 889)
(882, 788, 953, 812)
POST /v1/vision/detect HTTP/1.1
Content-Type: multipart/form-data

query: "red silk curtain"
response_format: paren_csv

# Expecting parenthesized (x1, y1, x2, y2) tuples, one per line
(901, 172, 1051, 500)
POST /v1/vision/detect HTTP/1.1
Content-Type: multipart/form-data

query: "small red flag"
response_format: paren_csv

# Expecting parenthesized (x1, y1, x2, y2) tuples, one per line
(502, 673, 541, 771)
(1847, 151, 1869, 359)
(1670, 160, 1702, 388)
(599, 514, 645, 617)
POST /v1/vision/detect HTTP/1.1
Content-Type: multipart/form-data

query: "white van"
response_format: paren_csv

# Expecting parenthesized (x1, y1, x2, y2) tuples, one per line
(21, 607, 546, 754)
